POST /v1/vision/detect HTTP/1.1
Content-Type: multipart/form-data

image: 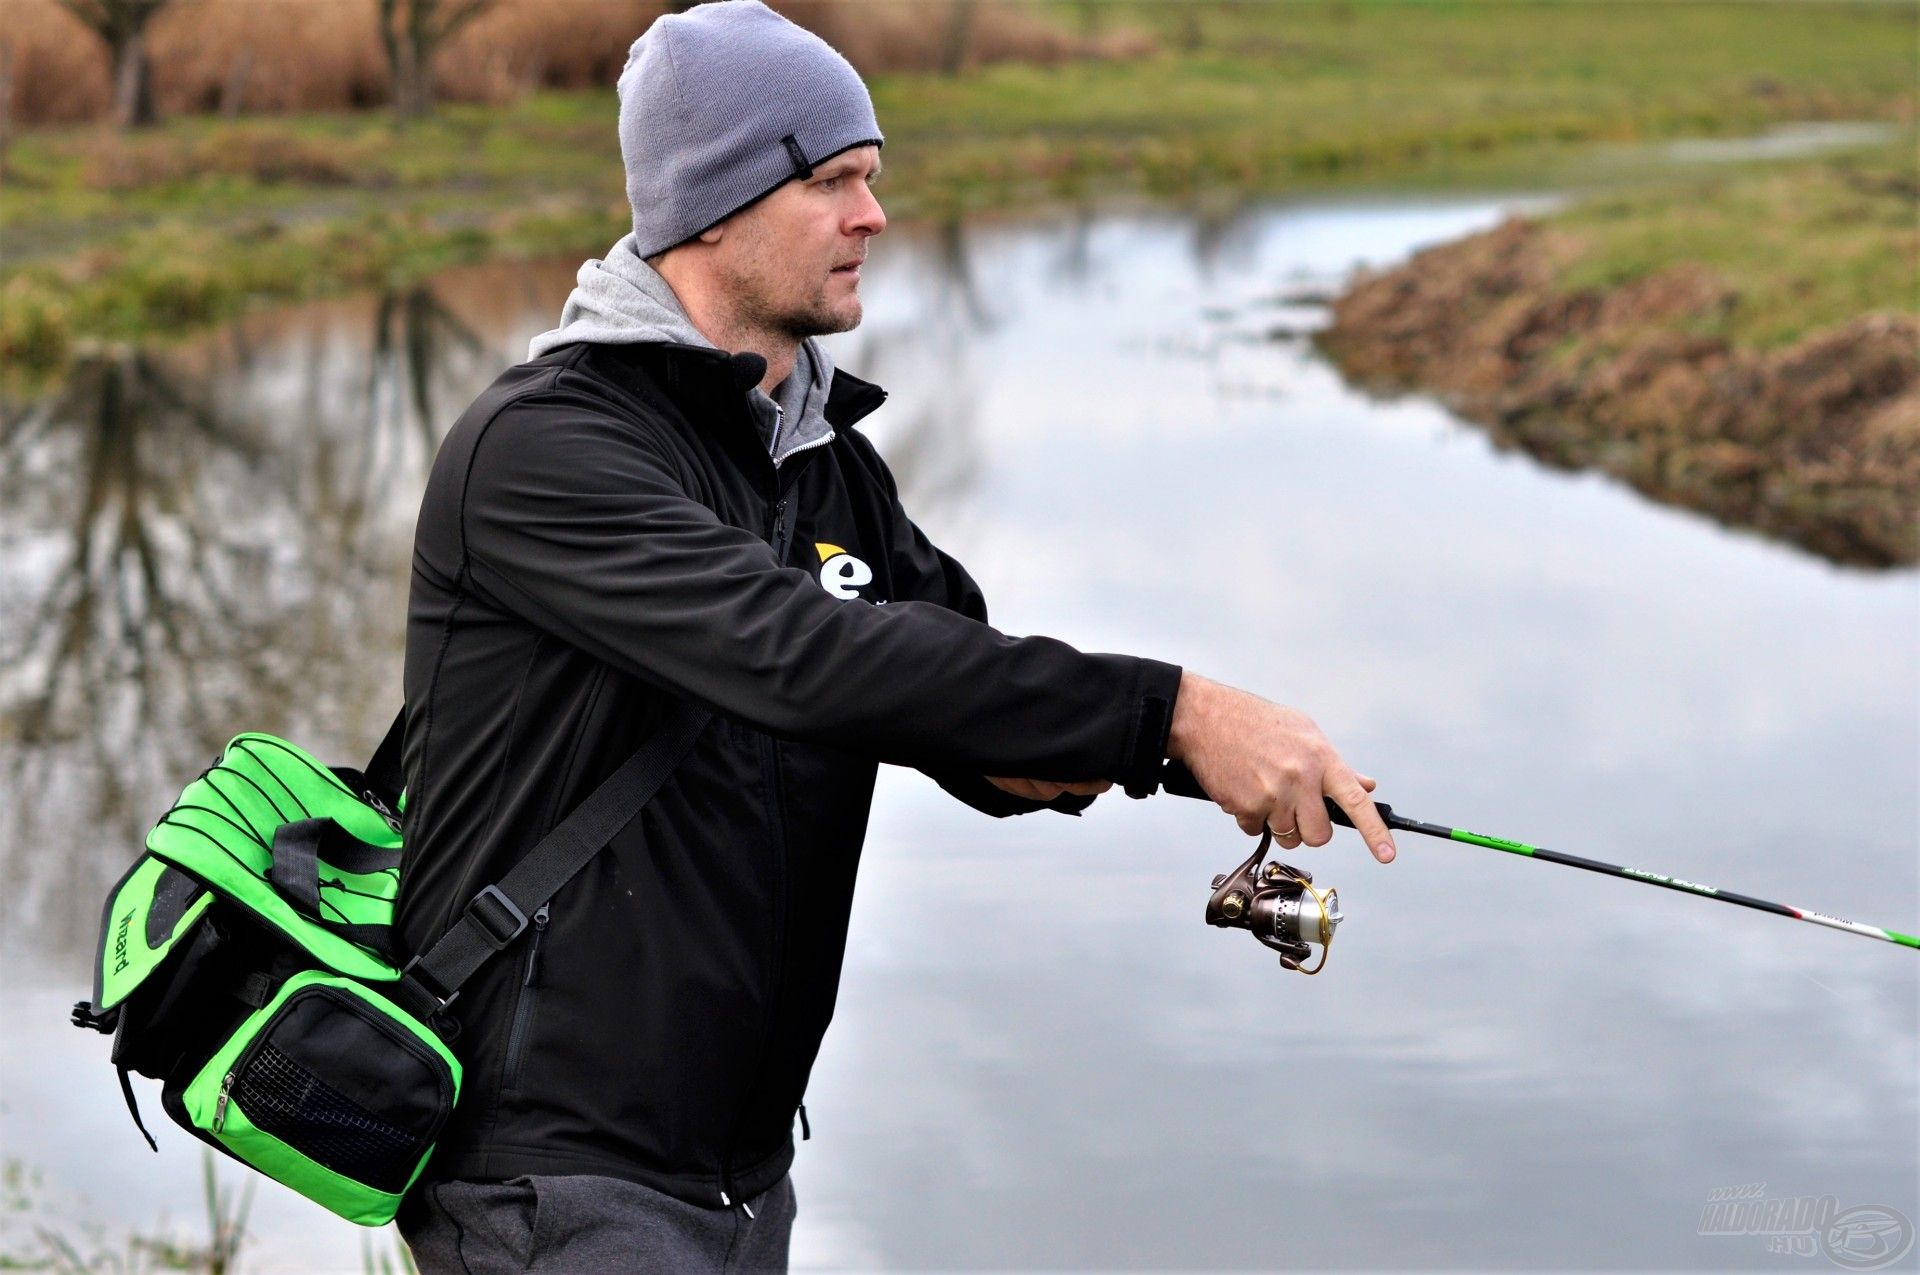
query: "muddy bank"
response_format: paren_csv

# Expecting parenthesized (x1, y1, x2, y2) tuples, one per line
(1313, 216, 1919, 567)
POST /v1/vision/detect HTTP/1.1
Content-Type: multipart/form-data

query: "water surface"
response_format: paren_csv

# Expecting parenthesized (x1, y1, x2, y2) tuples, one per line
(2, 188, 1914, 1270)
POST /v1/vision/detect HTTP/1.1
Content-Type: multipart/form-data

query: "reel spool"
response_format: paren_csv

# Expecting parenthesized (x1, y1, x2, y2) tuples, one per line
(1205, 829, 1342, 974)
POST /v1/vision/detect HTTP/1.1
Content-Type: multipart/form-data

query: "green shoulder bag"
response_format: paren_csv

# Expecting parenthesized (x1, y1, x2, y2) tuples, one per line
(72, 702, 708, 1226)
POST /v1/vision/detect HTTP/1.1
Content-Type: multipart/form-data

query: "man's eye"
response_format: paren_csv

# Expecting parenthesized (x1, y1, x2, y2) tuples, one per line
(818, 177, 841, 191)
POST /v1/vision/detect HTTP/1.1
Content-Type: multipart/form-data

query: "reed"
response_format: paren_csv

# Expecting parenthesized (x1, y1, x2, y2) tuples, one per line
(0, 0, 1129, 126)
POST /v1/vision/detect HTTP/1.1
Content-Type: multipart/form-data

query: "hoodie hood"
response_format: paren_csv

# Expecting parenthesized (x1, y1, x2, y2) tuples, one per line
(528, 233, 837, 466)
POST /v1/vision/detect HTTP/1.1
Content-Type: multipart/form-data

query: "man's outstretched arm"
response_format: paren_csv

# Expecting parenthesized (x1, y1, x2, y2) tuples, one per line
(445, 396, 1179, 788)
(844, 427, 1395, 852)
(842, 430, 1124, 817)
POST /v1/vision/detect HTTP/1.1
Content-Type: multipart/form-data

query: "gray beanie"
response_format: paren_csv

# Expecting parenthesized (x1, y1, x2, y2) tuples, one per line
(617, 0, 884, 259)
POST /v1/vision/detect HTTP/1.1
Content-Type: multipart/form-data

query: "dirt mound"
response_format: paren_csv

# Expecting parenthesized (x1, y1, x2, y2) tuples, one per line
(1316, 216, 1919, 567)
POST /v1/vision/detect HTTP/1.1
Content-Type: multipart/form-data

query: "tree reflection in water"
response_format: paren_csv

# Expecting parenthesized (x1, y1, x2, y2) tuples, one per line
(2, 348, 284, 951)
(828, 215, 994, 524)
(0, 281, 494, 957)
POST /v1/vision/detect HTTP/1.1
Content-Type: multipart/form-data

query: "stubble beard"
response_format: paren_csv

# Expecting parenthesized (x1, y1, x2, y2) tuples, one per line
(740, 279, 861, 343)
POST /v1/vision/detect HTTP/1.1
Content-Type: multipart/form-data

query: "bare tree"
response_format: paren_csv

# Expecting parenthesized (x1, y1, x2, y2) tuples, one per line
(1178, 3, 1206, 52)
(56, 0, 169, 130)
(379, 0, 496, 121)
(939, 0, 977, 77)
(1072, 0, 1102, 45)
(220, 47, 253, 121)
(0, 40, 14, 184)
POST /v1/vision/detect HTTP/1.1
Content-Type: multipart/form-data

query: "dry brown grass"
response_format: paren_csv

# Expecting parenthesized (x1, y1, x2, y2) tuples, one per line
(3, 1, 110, 125)
(1, 0, 1127, 127)
(778, 0, 1087, 74)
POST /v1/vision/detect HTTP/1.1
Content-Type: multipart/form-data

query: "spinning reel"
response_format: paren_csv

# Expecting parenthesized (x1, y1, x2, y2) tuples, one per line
(1204, 828, 1342, 975)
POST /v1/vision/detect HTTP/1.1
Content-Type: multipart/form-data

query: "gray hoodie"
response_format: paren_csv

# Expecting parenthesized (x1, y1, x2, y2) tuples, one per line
(527, 233, 836, 467)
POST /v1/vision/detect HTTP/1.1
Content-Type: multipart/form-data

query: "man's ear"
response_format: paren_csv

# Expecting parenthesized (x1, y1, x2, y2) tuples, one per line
(698, 224, 725, 244)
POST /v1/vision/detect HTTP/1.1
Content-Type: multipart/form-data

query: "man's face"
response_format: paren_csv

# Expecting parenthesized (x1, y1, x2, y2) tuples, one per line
(710, 145, 886, 341)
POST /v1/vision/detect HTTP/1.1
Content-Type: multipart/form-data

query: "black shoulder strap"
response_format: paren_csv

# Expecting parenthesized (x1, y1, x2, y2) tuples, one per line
(392, 700, 711, 1021)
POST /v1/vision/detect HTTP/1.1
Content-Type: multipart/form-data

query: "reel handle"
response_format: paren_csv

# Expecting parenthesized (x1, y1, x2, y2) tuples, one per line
(1159, 760, 1395, 828)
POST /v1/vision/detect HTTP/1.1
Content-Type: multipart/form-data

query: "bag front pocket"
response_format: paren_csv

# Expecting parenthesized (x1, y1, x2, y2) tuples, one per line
(178, 970, 461, 1226)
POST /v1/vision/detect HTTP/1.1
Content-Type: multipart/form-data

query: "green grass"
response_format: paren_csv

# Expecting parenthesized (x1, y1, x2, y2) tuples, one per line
(878, 0, 1914, 208)
(1547, 139, 1918, 351)
(0, 0, 1912, 374)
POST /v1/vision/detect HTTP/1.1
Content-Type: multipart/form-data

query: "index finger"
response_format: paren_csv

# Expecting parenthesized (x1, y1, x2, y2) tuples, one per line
(1326, 771, 1396, 863)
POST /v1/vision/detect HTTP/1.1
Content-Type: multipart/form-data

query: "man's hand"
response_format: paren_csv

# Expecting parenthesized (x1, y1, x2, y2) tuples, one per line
(1166, 671, 1396, 863)
(984, 776, 1114, 802)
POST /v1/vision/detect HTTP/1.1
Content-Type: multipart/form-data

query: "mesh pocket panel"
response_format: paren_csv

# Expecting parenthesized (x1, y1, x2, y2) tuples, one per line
(236, 1043, 423, 1192)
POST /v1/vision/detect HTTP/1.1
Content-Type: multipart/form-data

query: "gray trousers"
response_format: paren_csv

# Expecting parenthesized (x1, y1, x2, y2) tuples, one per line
(397, 1172, 796, 1274)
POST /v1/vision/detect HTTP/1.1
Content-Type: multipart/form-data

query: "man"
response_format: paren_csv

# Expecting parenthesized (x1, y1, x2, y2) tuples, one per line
(394, 2, 1395, 1269)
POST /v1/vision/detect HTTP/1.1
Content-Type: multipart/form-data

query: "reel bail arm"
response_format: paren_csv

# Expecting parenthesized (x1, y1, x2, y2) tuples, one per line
(1204, 828, 1342, 974)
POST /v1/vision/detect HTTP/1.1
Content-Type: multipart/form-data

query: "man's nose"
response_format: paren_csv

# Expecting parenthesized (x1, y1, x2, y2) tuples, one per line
(849, 185, 886, 237)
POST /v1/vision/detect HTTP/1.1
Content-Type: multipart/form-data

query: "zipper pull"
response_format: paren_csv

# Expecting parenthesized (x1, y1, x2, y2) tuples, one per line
(720, 1188, 732, 1207)
(798, 1102, 811, 1141)
(363, 789, 401, 833)
(768, 497, 791, 558)
(212, 1072, 235, 1132)
(523, 904, 550, 987)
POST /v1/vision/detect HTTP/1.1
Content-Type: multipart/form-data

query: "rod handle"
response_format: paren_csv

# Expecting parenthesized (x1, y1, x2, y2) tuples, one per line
(1159, 761, 1395, 827)
(1159, 759, 1209, 800)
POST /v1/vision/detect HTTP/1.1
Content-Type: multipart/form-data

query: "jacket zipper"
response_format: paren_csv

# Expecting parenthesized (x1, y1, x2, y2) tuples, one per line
(502, 902, 550, 1091)
(770, 496, 795, 559)
(720, 489, 798, 1210)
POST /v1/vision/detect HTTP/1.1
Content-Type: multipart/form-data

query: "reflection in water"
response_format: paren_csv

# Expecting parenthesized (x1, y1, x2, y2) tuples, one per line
(1, 204, 1911, 1271)
(1, 348, 300, 950)
(0, 291, 477, 950)
(931, 215, 995, 333)
(1189, 192, 1268, 282)
(368, 285, 488, 458)
(829, 218, 998, 522)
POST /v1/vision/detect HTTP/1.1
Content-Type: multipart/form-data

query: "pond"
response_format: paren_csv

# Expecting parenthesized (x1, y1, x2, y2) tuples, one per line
(2, 181, 1914, 1270)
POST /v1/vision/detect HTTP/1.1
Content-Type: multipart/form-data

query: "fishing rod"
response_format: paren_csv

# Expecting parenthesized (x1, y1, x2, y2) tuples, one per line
(1159, 761, 1919, 973)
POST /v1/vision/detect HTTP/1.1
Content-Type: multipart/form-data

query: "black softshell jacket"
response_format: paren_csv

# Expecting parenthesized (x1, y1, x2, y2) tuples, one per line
(397, 339, 1182, 1208)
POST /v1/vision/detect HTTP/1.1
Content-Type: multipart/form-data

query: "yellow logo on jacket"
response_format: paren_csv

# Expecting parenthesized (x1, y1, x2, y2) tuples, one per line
(814, 542, 874, 601)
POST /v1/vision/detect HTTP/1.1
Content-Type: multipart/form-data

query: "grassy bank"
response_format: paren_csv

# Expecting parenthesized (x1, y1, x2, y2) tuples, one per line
(1, 0, 1913, 378)
(1547, 141, 1918, 352)
(1315, 139, 1918, 567)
